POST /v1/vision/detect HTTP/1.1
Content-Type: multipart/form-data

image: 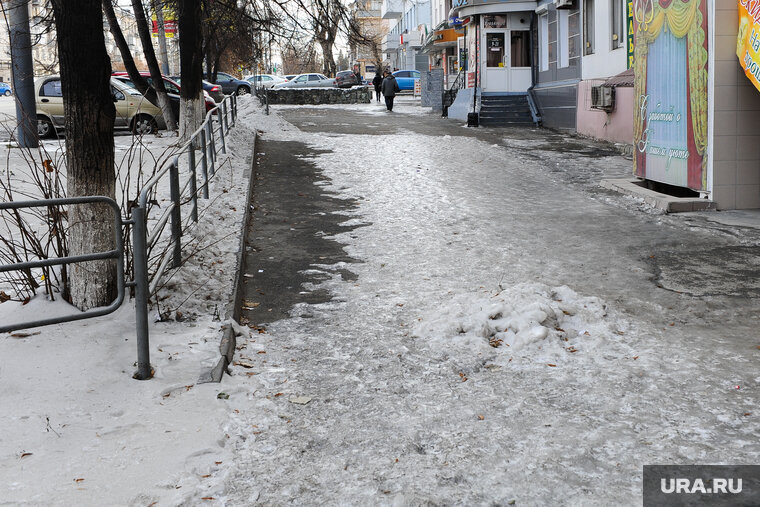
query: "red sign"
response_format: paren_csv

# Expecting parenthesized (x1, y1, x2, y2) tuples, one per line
(467, 72, 475, 88)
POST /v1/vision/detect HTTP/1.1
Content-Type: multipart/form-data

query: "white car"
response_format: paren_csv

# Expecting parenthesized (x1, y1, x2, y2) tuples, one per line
(273, 73, 336, 89)
(245, 74, 288, 89)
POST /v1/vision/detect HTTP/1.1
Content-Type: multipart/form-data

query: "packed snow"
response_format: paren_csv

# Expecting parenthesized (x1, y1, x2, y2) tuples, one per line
(1, 94, 759, 505)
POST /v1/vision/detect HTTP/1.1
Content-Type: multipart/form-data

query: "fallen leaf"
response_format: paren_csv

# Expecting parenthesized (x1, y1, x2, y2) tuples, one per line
(234, 360, 255, 369)
(20, 452, 32, 458)
(289, 396, 312, 405)
(274, 392, 284, 397)
(458, 372, 468, 382)
(547, 363, 557, 367)
(201, 497, 215, 501)
(74, 478, 84, 483)
(245, 372, 258, 376)
(10, 331, 40, 338)
(200, 474, 211, 478)
(0, 291, 10, 303)
(242, 301, 260, 309)
(477, 415, 484, 421)
(744, 412, 752, 416)
(633, 356, 639, 360)
(257, 351, 266, 354)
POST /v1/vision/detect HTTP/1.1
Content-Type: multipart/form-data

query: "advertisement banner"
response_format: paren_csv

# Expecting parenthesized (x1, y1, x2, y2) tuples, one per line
(151, 7, 176, 38)
(632, 0, 709, 191)
(738, 0, 760, 92)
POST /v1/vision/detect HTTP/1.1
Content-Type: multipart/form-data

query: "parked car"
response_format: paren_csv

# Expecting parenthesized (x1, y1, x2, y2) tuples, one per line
(284, 74, 297, 81)
(172, 77, 225, 103)
(245, 74, 288, 89)
(0, 82, 11, 96)
(112, 72, 216, 117)
(392, 69, 421, 91)
(35, 76, 165, 138)
(212, 72, 251, 95)
(273, 73, 335, 89)
(334, 70, 361, 88)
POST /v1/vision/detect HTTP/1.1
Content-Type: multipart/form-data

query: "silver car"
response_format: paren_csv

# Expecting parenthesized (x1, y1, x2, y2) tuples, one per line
(273, 73, 335, 89)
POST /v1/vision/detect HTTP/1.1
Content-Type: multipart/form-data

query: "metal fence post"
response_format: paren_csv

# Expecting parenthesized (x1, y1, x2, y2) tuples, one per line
(207, 120, 216, 164)
(200, 129, 209, 199)
(169, 162, 182, 267)
(132, 206, 152, 380)
(222, 100, 229, 133)
(219, 103, 227, 155)
(265, 89, 269, 116)
(230, 95, 236, 126)
(188, 139, 198, 222)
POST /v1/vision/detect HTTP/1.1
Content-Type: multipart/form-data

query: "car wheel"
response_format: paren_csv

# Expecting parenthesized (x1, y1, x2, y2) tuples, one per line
(236, 85, 250, 96)
(3, 90, 10, 96)
(37, 116, 54, 139)
(132, 114, 157, 135)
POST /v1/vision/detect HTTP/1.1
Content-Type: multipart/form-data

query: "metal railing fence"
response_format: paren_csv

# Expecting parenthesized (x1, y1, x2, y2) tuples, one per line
(0, 93, 239, 380)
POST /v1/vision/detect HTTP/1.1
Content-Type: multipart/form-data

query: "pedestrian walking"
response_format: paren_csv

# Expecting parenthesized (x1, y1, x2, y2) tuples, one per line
(380, 71, 400, 111)
(372, 72, 382, 103)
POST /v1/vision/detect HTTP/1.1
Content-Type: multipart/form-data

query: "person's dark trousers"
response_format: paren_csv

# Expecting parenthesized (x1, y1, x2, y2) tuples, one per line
(385, 96, 394, 111)
(375, 89, 381, 102)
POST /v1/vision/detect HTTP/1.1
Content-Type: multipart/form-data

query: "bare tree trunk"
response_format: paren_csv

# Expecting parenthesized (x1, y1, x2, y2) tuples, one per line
(152, 0, 170, 75)
(178, 0, 204, 141)
(51, 0, 117, 310)
(131, 0, 176, 131)
(102, 0, 159, 102)
(319, 39, 336, 76)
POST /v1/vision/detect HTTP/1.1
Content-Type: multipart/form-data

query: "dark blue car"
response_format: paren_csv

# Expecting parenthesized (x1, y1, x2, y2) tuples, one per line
(0, 82, 12, 96)
(392, 70, 420, 91)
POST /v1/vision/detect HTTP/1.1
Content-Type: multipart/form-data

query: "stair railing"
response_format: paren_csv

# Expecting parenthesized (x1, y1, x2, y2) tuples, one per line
(442, 70, 466, 118)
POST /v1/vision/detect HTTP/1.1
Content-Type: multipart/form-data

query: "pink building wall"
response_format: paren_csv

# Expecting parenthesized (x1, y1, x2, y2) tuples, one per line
(575, 81, 634, 145)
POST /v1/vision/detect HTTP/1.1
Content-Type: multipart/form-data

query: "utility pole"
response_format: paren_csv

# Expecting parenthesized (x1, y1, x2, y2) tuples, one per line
(8, 0, 38, 148)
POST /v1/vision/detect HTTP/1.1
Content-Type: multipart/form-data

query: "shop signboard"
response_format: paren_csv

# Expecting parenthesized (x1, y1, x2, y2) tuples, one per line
(738, 0, 760, 92)
(151, 6, 176, 37)
(632, 0, 709, 191)
(627, 0, 634, 68)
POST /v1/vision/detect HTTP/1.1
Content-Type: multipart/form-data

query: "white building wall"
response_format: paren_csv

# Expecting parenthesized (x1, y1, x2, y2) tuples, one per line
(580, 0, 627, 79)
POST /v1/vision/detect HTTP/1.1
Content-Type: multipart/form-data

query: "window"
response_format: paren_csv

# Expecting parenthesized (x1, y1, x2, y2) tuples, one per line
(295, 75, 308, 82)
(486, 32, 505, 67)
(611, 0, 624, 49)
(111, 87, 125, 101)
(583, 0, 594, 55)
(163, 80, 180, 94)
(558, 10, 569, 67)
(511, 31, 531, 67)
(262, 76, 273, 82)
(308, 75, 320, 81)
(540, 13, 549, 72)
(41, 79, 62, 97)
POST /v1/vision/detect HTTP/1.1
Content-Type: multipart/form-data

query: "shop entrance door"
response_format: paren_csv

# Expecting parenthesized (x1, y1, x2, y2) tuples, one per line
(484, 31, 509, 92)
(482, 29, 532, 92)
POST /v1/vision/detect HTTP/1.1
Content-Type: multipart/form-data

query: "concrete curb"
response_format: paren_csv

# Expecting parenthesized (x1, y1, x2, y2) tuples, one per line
(600, 178, 717, 213)
(199, 132, 257, 383)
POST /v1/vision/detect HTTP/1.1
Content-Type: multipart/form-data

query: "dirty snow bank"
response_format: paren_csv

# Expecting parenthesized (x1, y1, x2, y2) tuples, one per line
(414, 283, 631, 364)
(0, 97, 256, 506)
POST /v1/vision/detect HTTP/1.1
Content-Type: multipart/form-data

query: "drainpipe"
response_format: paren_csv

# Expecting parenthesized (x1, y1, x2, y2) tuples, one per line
(467, 19, 479, 127)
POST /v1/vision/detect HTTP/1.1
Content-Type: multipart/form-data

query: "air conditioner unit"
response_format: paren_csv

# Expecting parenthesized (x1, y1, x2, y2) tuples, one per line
(555, 0, 574, 8)
(591, 85, 615, 111)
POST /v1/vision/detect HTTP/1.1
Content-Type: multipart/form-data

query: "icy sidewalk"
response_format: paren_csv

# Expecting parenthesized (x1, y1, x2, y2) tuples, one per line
(0, 100, 257, 506)
(218, 100, 760, 504)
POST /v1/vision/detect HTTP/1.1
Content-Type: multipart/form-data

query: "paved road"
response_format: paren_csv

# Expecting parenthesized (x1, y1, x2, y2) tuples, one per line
(223, 99, 760, 504)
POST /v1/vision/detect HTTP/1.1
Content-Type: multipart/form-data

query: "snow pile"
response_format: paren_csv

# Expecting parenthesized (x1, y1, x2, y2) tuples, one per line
(415, 283, 627, 364)
(0, 96, 258, 506)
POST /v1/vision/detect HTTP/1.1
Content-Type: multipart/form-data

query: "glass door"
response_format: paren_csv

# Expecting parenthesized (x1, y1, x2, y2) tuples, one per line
(484, 31, 508, 91)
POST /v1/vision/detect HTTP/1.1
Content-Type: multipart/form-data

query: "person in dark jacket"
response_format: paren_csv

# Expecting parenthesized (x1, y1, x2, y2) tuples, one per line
(380, 71, 400, 111)
(372, 72, 382, 102)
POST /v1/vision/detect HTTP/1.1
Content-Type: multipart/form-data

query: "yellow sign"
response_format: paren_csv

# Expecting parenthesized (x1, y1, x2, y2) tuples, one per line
(151, 7, 176, 38)
(738, 0, 760, 91)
